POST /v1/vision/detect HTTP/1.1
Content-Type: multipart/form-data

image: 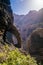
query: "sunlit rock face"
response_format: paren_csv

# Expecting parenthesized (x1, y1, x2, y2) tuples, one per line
(26, 28, 43, 61)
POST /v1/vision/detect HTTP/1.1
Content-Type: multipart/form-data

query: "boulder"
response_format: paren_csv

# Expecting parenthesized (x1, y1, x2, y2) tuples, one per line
(26, 28, 43, 61)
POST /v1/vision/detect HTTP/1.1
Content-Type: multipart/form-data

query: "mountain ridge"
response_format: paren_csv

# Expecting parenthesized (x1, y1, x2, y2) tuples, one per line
(14, 8, 43, 42)
(14, 8, 43, 27)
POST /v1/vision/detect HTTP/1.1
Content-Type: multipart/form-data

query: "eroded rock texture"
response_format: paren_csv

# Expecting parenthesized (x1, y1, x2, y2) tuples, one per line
(0, 0, 21, 48)
(26, 28, 43, 62)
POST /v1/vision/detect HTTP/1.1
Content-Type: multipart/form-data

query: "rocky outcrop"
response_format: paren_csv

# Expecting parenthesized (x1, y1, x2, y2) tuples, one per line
(26, 28, 43, 62)
(0, 0, 21, 48)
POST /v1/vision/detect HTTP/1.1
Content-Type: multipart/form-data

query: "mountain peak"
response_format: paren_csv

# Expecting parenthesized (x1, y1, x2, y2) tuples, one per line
(28, 10, 37, 14)
(39, 8, 43, 12)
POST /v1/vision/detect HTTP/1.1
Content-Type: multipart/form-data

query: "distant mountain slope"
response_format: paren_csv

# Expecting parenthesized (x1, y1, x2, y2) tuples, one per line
(14, 8, 43, 41)
(14, 8, 43, 27)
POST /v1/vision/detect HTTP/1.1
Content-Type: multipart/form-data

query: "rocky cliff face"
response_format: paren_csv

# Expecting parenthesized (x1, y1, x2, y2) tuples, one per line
(26, 28, 43, 61)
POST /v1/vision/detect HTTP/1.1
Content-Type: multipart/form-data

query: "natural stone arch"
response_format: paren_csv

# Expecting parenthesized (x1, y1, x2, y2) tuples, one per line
(0, 0, 21, 48)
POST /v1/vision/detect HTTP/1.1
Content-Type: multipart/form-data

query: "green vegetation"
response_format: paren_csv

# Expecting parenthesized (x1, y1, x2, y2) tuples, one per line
(0, 44, 38, 65)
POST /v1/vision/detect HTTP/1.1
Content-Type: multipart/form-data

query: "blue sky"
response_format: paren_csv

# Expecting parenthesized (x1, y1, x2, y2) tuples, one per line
(10, 0, 43, 15)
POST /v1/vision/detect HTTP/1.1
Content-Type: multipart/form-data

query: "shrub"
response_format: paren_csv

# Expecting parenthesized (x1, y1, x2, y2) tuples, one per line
(0, 44, 37, 65)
